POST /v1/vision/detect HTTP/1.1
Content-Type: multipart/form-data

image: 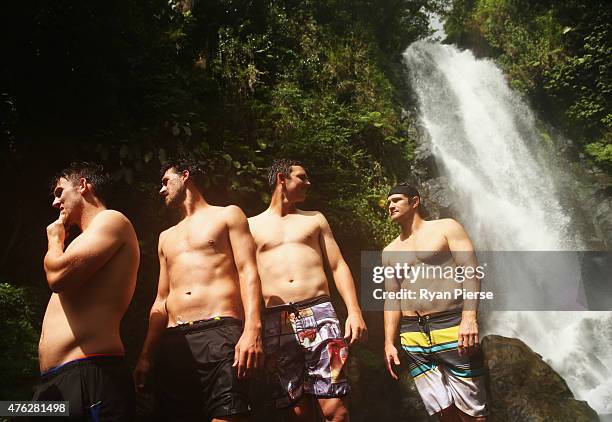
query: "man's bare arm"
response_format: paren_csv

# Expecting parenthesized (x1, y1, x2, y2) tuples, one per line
(134, 231, 170, 393)
(445, 219, 480, 355)
(445, 219, 480, 314)
(383, 248, 402, 379)
(226, 206, 264, 378)
(318, 212, 367, 345)
(44, 210, 127, 292)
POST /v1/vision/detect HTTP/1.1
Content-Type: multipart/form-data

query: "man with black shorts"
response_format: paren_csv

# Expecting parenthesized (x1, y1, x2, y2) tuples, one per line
(383, 183, 487, 421)
(35, 162, 140, 421)
(248, 159, 367, 421)
(134, 158, 263, 422)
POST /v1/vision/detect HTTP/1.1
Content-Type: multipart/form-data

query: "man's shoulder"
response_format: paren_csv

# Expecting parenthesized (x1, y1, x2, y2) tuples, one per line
(247, 210, 268, 229)
(159, 226, 173, 239)
(220, 204, 247, 224)
(296, 209, 320, 216)
(91, 210, 133, 232)
(383, 236, 402, 252)
(297, 209, 325, 221)
(426, 218, 463, 232)
(248, 209, 266, 221)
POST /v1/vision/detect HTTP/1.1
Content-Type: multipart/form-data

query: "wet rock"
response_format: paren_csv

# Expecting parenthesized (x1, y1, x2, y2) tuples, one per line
(482, 335, 599, 422)
(420, 177, 454, 219)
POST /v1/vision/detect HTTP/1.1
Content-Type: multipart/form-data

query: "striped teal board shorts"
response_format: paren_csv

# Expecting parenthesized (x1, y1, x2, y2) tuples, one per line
(400, 310, 487, 417)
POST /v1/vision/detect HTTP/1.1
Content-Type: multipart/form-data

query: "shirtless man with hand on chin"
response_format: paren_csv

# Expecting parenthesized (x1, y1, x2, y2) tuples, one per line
(248, 159, 367, 422)
(35, 162, 139, 421)
(134, 158, 263, 422)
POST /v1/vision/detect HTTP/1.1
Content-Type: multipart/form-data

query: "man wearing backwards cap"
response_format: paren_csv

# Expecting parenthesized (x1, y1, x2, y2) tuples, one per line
(383, 182, 487, 421)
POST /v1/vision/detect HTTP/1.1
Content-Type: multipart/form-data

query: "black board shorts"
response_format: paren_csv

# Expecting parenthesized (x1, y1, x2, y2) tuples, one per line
(154, 316, 251, 421)
(32, 355, 135, 421)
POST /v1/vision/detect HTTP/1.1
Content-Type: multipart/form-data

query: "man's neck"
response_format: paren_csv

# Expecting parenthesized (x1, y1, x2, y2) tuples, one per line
(80, 203, 107, 231)
(268, 188, 297, 216)
(399, 212, 425, 239)
(179, 188, 209, 218)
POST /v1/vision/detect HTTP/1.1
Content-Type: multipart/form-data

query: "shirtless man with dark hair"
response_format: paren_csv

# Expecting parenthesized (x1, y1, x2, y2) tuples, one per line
(248, 159, 367, 422)
(35, 162, 139, 421)
(383, 183, 487, 421)
(134, 159, 263, 422)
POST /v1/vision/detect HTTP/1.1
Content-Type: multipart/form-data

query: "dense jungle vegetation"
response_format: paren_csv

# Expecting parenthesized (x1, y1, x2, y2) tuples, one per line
(1, 0, 609, 418)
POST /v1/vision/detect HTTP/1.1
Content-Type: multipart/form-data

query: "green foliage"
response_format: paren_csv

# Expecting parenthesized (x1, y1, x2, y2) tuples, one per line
(444, 0, 612, 170)
(0, 283, 39, 399)
(585, 141, 612, 168)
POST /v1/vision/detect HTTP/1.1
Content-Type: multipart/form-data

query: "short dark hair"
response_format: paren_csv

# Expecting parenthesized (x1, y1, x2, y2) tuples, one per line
(52, 162, 111, 205)
(267, 159, 303, 190)
(161, 157, 207, 193)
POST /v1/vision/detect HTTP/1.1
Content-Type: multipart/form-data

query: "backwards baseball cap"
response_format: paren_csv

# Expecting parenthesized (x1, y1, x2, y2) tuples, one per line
(388, 184, 420, 198)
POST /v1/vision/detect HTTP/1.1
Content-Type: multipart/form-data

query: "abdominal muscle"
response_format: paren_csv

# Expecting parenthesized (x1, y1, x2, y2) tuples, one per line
(164, 253, 244, 326)
(258, 243, 329, 306)
(400, 267, 464, 316)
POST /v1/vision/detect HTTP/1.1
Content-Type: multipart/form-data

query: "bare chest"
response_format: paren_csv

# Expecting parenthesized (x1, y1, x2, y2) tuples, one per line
(254, 217, 320, 252)
(391, 232, 452, 265)
(163, 218, 229, 257)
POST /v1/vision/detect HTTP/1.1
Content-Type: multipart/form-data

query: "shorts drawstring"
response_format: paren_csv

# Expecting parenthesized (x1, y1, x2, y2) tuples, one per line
(415, 311, 433, 345)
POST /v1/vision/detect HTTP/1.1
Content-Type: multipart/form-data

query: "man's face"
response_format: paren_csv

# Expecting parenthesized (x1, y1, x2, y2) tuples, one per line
(283, 165, 311, 203)
(52, 177, 82, 226)
(387, 193, 415, 222)
(159, 167, 187, 208)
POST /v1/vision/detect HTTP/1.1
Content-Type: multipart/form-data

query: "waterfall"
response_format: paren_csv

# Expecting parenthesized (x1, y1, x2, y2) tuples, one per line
(403, 40, 612, 415)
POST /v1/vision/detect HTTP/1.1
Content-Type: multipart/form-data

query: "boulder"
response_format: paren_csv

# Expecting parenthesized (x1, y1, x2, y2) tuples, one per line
(482, 335, 599, 422)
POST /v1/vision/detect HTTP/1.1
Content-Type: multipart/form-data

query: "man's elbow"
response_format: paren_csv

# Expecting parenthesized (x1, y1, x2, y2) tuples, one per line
(44, 256, 68, 292)
(46, 272, 67, 293)
(45, 266, 83, 293)
(331, 260, 351, 277)
(238, 265, 260, 286)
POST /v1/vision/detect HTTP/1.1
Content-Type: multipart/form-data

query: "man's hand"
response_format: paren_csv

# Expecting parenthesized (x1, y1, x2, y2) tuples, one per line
(458, 315, 479, 357)
(233, 327, 263, 379)
(344, 312, 368, 346)
(46, 213, 67, 243)
(384, 343, 401, 380)
(133, 356, 152, 395)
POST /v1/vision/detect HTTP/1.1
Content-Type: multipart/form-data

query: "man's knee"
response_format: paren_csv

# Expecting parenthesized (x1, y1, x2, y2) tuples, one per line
(319, 397, 349, 422)
(437, 403, 486, 422)
(286, 396, 316, 422)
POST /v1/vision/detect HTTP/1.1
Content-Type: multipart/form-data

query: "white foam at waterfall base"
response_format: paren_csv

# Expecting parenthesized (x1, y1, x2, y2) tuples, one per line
(403, 40, 612, 414)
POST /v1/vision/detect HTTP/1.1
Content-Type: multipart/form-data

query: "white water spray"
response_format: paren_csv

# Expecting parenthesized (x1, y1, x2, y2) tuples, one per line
(403, 40, 612, 414)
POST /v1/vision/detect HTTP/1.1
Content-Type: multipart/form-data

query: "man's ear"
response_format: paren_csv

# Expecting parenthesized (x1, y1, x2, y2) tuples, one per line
(276, 172, 286, 186)
(77, 178, 88, 194)
(411, 196, 421, 209)
(181, 169, 190, 182)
